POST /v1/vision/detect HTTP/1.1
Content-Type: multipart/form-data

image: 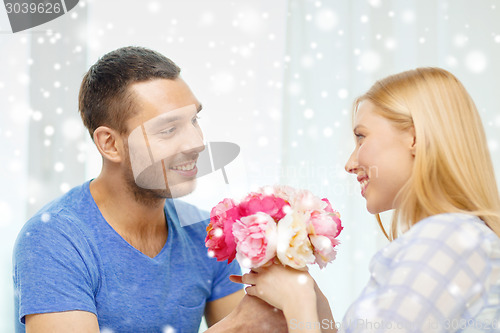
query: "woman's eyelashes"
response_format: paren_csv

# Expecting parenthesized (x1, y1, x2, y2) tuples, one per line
(355, 132, 365, 143)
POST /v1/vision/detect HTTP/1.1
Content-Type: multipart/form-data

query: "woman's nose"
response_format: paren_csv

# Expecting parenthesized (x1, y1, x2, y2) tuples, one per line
(345, 152, 357, 174)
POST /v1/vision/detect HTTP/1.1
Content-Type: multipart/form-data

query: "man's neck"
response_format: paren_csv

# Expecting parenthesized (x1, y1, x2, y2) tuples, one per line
(90, 174, 168, 258)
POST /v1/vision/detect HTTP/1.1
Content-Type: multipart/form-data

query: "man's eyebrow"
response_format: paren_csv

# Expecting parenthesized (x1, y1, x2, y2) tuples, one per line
(151, 105, 201, 124)
(157, 114, 180, 123)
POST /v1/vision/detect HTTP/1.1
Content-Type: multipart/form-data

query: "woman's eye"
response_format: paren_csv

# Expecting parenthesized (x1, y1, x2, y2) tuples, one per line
(355, 133, 365, 142)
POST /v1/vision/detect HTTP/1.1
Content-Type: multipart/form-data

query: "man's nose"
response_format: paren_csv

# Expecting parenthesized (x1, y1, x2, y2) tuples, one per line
(181, 126, 205, 154)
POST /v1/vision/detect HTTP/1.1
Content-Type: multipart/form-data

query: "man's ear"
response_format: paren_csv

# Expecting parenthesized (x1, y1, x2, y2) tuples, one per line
(93, 126, 126, 163)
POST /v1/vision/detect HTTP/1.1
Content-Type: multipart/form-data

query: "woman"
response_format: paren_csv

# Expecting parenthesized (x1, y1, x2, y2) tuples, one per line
(233, 68, 500, 332)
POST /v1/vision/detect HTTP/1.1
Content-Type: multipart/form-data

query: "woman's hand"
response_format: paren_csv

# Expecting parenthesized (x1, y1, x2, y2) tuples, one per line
(230, 262, 337, 333)
(230, 262, 316, 313)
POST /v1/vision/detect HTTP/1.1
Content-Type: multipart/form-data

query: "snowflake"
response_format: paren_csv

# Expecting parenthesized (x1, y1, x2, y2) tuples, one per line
(385, 38, 397, 50)
(258, 136, 269, 146)
(359, 50, 381, 73)
(488, 139, 498, 152)
(323, 127, 333, 137)
(148, 1, 160, 12)
(44, 126, 55, 136)
(453, 34, 468, 47)
(54, 162, 65, 172)
(401, 10, 415, 23)
(303, 108, 314, 119)
(368, 0, 381, 7)
(60, 183, 71, 193)
(237, 9, 263, 34)
(18, 73, 30, 85)
(445, 56, 458, 68)
(315, 8, 337, 31)
(307, 125, 319, 140)
(288, 82, 302, 95)
(465, 51, 487, 73)
(0, 202, 12, 227)
(32, 111, 43, 121)
(301, 55, 314, 68)
(210, 72, 235, 95)
(41, 213, 51, 222)
(338, 89, 348, 99)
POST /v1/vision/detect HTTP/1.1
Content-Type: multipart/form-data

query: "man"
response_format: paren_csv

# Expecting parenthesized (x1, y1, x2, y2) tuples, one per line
(13, 46, 245, 332)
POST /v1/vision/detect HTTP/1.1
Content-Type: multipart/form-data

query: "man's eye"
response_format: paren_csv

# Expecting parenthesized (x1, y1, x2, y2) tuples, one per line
(160, 127, 176, 135)
(192, 115, 200, 124)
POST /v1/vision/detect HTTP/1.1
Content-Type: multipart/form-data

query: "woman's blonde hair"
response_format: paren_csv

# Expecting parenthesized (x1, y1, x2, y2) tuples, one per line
(355, 67, 500, 240)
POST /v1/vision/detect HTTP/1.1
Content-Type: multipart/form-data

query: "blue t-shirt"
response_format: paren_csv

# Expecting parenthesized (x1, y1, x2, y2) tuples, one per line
(13, 180, 242, 333)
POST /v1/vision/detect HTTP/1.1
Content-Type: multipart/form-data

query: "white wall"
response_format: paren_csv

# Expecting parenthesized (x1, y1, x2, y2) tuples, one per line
(1, 1, 500, 332)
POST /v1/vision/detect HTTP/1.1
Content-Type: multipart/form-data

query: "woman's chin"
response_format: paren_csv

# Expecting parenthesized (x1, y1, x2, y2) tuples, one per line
(366, 203, 390, 215)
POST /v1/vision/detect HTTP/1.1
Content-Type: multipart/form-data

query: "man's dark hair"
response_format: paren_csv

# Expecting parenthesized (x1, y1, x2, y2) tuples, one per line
(78, 46, 181, 138)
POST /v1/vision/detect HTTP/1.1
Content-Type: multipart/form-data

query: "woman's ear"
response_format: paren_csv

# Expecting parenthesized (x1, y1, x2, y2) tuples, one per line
(93, 126, 126, 163)
(409, 126, 416, 157)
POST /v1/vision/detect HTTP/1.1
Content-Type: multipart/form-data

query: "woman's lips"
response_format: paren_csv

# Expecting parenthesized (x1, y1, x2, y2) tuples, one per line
(358, 177, 369, 196)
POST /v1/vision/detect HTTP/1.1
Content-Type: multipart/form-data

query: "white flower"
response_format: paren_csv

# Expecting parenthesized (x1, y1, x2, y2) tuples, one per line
(276, 211, 315, 269)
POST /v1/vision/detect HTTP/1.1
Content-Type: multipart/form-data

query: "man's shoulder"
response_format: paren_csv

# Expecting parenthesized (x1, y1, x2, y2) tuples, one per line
(15, 181, 95, 247)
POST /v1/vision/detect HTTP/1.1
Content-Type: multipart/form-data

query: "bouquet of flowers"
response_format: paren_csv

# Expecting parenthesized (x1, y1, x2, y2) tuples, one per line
(205, 185, 343, 269)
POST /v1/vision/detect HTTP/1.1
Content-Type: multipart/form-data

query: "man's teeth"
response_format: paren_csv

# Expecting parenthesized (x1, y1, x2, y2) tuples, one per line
(171, 162, 196, 171)
(360, 179, 369, 190)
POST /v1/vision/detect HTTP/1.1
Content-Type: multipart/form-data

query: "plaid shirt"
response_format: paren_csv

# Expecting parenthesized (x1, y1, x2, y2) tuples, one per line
(339, 213, 500, 333)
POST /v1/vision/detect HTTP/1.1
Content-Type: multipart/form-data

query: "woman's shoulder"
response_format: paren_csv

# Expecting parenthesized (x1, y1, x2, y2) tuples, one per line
(375, 213, 500, 265)
(408, 213, 496, 239)
(399, 213, 500, 257)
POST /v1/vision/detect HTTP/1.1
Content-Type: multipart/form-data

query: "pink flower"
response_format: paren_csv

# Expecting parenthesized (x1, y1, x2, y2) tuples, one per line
(262, 185, 297, 203)
(309, 210, 343, 239)
(310, 235, 339, 268)
(239, 192, 288, 221)
(308, 211, 343, 268)
(206, 186, 343, 270)
(205, 198, 240, 263)
(322, 198, 335, 213)
(232, 212, 277, 268)
(290, 189, 328, 212)
(320, 198, 343, 237)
